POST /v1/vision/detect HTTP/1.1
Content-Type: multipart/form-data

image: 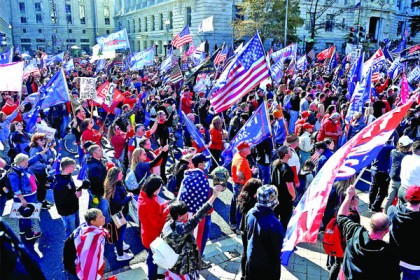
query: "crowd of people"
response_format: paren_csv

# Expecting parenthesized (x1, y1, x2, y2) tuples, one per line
(0, 45, 419, 280)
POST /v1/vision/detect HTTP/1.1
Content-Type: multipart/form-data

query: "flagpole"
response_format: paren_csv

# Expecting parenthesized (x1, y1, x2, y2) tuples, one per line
(263, 100, 276, 151)
(61, 67, 75, 116)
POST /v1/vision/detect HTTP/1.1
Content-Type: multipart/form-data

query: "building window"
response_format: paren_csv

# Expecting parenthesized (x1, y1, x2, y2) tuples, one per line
(127, 20, 130, 32)
(80, 39, 89, 42)
(138, 18, 141, 32)
(19, 3, 25, 14)
(159, 14, 163, 30)
(342, 18, 345, 28)
(145, 17, 148, 31)
(82, 30, 86, 34)
(35, 3, 42, 12)
(152, 15, 155, 31)
(397, 21, 403, 35)
(186, 7, 191, 27)
(325, 14, 334, 32)
(69, 29, 72, 33)
(23, 29, 27, 33)
(66, 4, 72, 24)
(132, 19, 136, 32)
(21, 39, 31, 43)
(38, 29, 42, 33)
(66, 39, 76, 43)
(36, 14, 42, 23)
(169, 12, 173, 29)
(21, 17, 27, 23)
(344, 0, 349, 4)
(106, 30, 110, 34)
(79, 5, 86, 24)
(36, 39, 46, 43)
(104, 7, 110, 25)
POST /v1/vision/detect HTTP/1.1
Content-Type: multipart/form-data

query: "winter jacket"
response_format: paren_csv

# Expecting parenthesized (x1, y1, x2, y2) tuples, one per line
(52, 174, 79, 216)
(86, 157, 107, 196)
(0, 108, 19, 144)
(163, 202, 212, 275)
(388, 204, 420, 267)
(29, 146, 55, 175)
(138, 191, 169, 249)
(9, 165, 36, 196)
(337, 215, 400, 280)
(208, 128, 223, 150)
(245, 204, 284, 280)
(108, 182, 131, 216)
(389, 149, 410, 182)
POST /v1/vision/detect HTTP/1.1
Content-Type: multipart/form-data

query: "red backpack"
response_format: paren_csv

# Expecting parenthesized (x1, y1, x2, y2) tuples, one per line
(322, 217, 345, 257)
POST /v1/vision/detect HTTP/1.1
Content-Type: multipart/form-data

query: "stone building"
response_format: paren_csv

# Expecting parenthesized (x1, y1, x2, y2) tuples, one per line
(113, 0, 237, 55)
(0, 3, 12, 53)
(7, 0, 115, 54)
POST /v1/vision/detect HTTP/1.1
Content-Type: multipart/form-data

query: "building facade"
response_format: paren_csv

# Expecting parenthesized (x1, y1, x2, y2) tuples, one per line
(113, 0, 236, 55)
(0, 3, 12, 53)
(296, 0, 419, 53)
(8, 0, 115, 54)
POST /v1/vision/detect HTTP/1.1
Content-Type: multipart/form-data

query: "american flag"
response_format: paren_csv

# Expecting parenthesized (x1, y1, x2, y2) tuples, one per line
(211, 33, 269, 113)
(214, 45, 228, 66)
(63, 50, 70, 62)
(171, 26, 193, 49)
(307, 48, 316, 60)
(23, 63, 40, 79)
(169, 63, 183, 83)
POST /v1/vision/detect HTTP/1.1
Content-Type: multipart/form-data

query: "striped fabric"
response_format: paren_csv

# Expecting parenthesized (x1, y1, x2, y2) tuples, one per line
(171, 26, 193, 49)
(214, 45, 228, 66)
(210, 33, 269, 113)
(74, 224, 107, 280)
(169, 64, 183, 83)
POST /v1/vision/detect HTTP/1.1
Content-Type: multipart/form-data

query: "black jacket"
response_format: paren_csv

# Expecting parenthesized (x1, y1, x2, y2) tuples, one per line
(86, 157, 107, 196)
(52, 174, 79, 216)
(337, 215, 400, 280)
(388, 204, 420, 266)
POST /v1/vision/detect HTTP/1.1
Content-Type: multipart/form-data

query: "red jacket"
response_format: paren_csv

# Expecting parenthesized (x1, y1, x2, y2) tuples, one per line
(81, 129, 102, 146)
(209, 128, 223, 150)
(138, 191, 169, 249)
(180, 94, 193, 114)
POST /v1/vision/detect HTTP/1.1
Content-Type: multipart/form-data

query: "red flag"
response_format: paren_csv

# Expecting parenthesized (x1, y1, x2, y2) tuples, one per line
(316, 46, 335, 61)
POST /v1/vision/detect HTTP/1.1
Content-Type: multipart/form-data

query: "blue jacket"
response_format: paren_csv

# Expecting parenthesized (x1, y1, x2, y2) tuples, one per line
(0, 109, 19, 144)
(245, 204, 284, 279)
(29, 146, 55, 174)
(273, 119, 286, 147)
(9, 165, 35, 196)
(86, 157, 107, 196)
(108, 182, 131, 216)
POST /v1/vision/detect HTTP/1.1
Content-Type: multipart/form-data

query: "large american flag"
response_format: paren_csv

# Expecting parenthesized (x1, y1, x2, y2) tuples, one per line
(214, 45, 228, 66)
(210, 33, 269, 113)
(307, 48, 316, 60)
(171, 26, 193, 49)
(23, 63, 40, 79)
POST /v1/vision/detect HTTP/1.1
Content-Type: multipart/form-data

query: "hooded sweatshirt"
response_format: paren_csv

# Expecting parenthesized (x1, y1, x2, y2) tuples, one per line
(337, 215, 400, 280)
(388, 204, 420, 267)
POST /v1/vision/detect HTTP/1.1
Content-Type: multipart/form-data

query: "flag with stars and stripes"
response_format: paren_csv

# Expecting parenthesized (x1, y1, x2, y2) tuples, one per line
(169, 63, 183, 83)
(307, 48, 316, 61)
(211, 33, 269, 113)
(364, 48, 385, 83)
(63, 50, 70, 62)
(214, 45, 228, 66)
(171, 26, 193, 49)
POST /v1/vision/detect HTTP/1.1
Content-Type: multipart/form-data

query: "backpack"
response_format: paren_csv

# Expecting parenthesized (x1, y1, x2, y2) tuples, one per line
(124, 169, 147, 192)
(63, 231, 77, 275)
(322, 217, 345, 257)
(0, 168, 22, 200)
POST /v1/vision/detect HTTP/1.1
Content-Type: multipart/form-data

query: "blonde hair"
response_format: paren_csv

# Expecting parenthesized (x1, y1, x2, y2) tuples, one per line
(210, 116, 223, 130)
(14, 153, 29, 165)
(131, 148, 144, 171)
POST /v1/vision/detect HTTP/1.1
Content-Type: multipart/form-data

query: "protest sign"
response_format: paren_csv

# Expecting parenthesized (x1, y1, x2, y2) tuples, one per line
(10, 203, 41, 220)
(79, 77, 97, 100)
(36, 124, 57, 140)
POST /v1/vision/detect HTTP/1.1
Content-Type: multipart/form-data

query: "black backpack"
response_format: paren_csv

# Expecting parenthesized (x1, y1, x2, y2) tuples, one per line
(63, 231, 77, 275)
(0, 167, 22, 200)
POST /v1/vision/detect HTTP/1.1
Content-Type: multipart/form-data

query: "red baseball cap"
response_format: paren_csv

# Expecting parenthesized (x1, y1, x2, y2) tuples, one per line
(303, 123, 314, 130)
(406, 186, 420, 202)
(237, 141, 251, 150)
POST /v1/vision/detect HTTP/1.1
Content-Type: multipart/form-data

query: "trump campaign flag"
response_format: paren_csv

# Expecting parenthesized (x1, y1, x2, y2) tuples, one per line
(0, 61, 24, 91)
(40, 68, 70, 109)
(387, 55, 403, 79)
(345, 67, 372, 123)
(281, 98, 416, 266)
(182, 112, 210, 156)
(211, 33, 269, 113)
(271, 44, 297, 63)
(363, 48, 386, 82)
(222, 102, 271, 165)
(296, 56, 308, 71)
(0, 48, 13, 64)
(270, 59, 284, 83)
(97, 29, 130, 51)
(407, 65, 420, 85)
(129, 47, 155, 70)
(347, 52, 364, 97)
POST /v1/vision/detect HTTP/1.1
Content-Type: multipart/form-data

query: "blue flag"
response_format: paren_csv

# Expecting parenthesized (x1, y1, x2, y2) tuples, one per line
(130, 47, 155, 70)
(407, 65, 420, 84)
(387, 56, 403, 79)
(0, 48, 12, 64)
(328, 51, 338, 72)
(337, 55, 348, 78)
(95, 59, 106, 75)
(64, 58, 74, 72)
(347, 52, 364, 97)
(182, 112, 209, 156)
(392, 29, 408, 54)
(222, 103, 271, 165)
(26, 89, 47, 132)
(51, 147, 62, 175)
(41, 69, 70, 109)
(346, 67, 372, 123)
(45, 52, 64, 65)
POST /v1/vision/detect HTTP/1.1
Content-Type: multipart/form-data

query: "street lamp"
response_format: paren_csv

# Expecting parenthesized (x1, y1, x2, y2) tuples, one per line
(164, 19, 170, 44)
(155, 41, 159, 56)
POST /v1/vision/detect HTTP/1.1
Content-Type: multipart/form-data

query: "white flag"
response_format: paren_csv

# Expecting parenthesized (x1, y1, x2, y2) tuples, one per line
(198, 16, 214, 33)
(0, 61, 24, 91)
(90, 44, 116, 62)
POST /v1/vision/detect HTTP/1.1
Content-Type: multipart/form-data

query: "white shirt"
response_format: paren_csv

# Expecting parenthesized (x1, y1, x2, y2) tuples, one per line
(287, 147, 301, 174)
(400, 154, 420, 188)
(299, 131, 313, 152)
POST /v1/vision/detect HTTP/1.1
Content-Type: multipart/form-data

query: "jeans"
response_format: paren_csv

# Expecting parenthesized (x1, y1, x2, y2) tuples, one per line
(230, 183, 242, 227)
(240, 233, 248, 280)
(398, 185, 408, 205)
(257, 163, 271, 185)
(384, 180, 400, 212)
(61, 211, 80, 238)
(146, 248, 158, 280)
(13, 192, 37, 236)
(200, 215, 211, 256)
(401, 266, 420, 280)
(300, 150, 311, 166)
(369, 170, 390, 211)
(289, 110, 299, 134)
(116, 223, 127, 256)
